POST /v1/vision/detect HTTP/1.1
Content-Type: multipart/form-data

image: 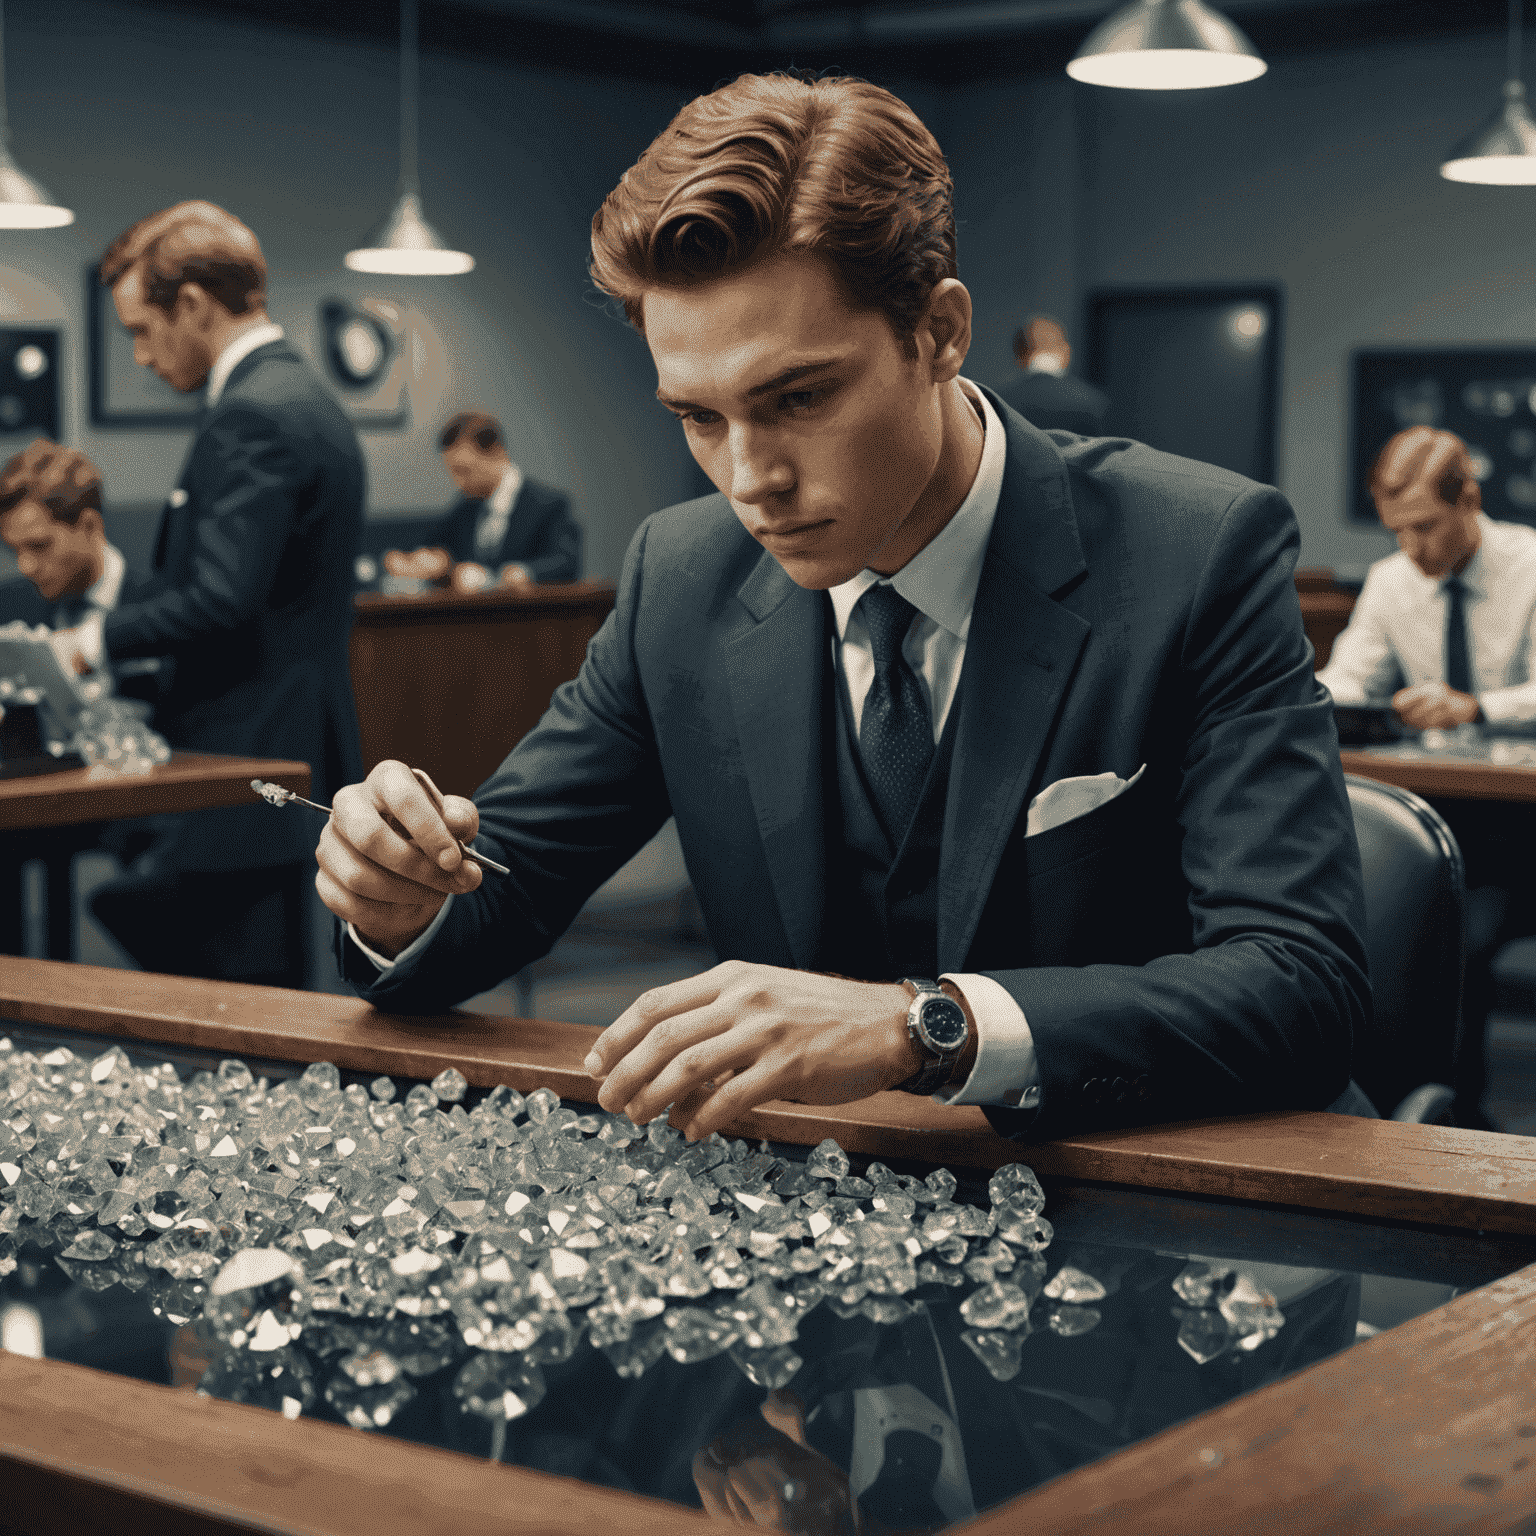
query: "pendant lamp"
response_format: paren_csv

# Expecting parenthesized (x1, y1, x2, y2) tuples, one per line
(346, 0, 473, 275)
(1067, 0, 1267, 91)
(1441, 0, 1536, 185)
(0, 0, 71, 228)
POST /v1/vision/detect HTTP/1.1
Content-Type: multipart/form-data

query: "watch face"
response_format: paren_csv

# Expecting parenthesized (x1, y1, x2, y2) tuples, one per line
(918, 995, 969, 1052)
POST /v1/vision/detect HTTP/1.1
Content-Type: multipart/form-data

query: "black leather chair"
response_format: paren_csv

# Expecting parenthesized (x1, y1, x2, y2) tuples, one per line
(1345, 774, 1463, 1123)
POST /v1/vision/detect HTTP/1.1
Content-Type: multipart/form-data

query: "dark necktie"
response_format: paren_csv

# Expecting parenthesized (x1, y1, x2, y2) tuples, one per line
(1443, 573, 1474, 696)
(857, 582, 934, 842)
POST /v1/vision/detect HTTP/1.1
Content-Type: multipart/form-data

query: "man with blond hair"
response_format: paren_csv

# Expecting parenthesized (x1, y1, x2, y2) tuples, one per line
(62, 201, 365, 987)
(318, 73, 1369, 1141)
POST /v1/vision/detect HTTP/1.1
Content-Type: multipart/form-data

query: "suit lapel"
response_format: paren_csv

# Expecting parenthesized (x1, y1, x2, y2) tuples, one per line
(938, 394, 1091, 970)
(725, 549, 828, 970)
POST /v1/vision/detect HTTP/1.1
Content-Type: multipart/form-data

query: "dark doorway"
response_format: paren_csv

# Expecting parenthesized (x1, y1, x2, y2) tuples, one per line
(1086, 287, 1283, 485)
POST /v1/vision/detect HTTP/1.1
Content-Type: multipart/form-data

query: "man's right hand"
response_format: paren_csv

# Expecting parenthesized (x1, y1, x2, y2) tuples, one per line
(315, 759, 482, 959)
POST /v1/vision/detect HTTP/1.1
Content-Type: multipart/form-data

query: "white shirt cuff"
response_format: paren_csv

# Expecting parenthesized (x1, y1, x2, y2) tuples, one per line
(347, 894, 454, 972)
(931, 972, 1041, 1110)
(80, 609, 106, 670)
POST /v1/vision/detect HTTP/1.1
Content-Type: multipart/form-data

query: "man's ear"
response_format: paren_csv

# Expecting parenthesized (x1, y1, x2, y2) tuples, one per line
(78, 507, 105, 543)
(921, 279, 973, 386)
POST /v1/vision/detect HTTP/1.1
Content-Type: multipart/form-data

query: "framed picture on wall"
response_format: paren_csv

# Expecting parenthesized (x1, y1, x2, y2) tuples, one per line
(0, 328, 60, 447)
(86, 264, 200, 427)
(319, 297, 409, 430)
(1350, 347, 1536, 529)
(1086, 286, 1283, 486)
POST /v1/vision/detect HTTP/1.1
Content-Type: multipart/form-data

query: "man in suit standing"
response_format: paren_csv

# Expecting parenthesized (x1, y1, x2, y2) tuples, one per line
(53, 201, 366, 988)
(994, 317, 1109, 437)
(314, 73, 1368, 1142)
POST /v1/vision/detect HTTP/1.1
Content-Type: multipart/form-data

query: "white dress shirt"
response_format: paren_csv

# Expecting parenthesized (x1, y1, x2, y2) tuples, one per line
(205, 321, 285, 407)
(473, 463, 524, 561)
(353, 381, 1041, 1111)
(48, 542, 125, 692)
(1317, 515, 1536, 724)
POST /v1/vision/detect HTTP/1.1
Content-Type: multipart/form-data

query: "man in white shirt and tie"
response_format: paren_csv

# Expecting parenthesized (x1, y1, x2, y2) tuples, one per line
(1319, 424, 1536, 1129)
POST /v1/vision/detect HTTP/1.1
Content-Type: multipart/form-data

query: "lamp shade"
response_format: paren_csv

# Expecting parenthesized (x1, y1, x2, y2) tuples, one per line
(1067, 0, 1267, 90)
(0, 151, 71, 229)
(344, 190, 473, 276)
(1441, 79, 1536, 184)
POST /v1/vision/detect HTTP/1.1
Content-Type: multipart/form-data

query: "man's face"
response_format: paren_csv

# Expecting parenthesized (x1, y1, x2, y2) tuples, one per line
(1378, 483, 1481, 578)
(0, 501, 103, 603)
(112, 267, 212, 394)
(643, 252, 951, 589)
(442, 440, 508, 501)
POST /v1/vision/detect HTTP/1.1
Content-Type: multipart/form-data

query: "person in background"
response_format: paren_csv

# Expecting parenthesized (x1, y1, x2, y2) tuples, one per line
(50, 200, 366, 990)
(382, 411, 581, 594)
(1319, 424, 1536, 1130)
(0, 440, 130, 636)
(994, 316, 1109, 437)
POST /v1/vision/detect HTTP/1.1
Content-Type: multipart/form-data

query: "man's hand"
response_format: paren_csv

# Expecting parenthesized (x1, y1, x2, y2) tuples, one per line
(382, 546, 453, 583)
(1393, 680, 1480, 730)
(584, 960, 937, 1140)
(48, 625, 91, 676)
(498, 561, 535, 590)
(314, 758, 482, 958)
(693, 1390, 863, 1535)
(449, 560, 493, 594)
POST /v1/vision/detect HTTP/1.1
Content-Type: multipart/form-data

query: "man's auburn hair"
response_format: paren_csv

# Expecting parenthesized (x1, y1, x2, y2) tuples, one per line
(0, 438, 103, 527)
(98, 200, 267, 317)
(589, 72, 957, 347)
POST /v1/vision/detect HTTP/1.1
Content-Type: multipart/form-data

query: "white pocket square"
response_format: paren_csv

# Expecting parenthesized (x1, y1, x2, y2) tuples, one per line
(1026, 764, 1146, 838)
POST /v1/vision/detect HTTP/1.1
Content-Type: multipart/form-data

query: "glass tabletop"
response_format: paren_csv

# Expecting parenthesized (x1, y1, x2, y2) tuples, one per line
(4, 1015, 1533, 1535)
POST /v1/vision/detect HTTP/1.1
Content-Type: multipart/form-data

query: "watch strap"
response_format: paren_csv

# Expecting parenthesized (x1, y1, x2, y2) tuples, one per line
(896, 978, 965, 1095)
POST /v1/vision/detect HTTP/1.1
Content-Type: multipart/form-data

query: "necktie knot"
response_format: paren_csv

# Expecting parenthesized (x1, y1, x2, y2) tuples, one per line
(860, 583, 920, 668)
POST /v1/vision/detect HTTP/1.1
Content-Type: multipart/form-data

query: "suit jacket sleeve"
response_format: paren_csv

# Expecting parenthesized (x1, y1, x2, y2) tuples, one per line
(102, 404, 304, 659)
(339, 518, 669, 1011)
(515, 489, 582, 583)
(984, 487, 1371, 1141)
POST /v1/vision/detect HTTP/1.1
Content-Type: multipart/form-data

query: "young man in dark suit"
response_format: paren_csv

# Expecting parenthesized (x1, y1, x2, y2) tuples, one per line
(434, 410, 581, 587)
(55, 201, 366, 987)
(994, 316, 1110, 438)
(315, 73, 1369, 1144)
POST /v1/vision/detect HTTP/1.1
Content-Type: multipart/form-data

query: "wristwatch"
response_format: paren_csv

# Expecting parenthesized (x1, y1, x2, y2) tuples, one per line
(895, 978, 970, 1095)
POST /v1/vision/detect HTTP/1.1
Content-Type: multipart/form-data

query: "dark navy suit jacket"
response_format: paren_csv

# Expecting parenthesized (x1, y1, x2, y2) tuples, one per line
(103, 340, 365, 872)
(438, 477, 582, 583)
(344, 394, 1369, 1139)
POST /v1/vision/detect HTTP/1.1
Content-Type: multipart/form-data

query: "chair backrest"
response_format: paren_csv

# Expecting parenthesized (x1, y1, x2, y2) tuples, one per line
(1345, 774, 1465, 1115)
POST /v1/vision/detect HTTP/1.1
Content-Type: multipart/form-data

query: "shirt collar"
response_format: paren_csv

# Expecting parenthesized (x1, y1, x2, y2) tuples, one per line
(85, 542, 125, 612)
(205, 321, 285, 407)
(829, 379, 1006, 645)
(487, 462, 523, 520)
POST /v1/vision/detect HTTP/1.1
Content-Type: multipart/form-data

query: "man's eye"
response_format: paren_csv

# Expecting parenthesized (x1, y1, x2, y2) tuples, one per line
(782, 388, 826, 413)
(675, 409, 719, 427)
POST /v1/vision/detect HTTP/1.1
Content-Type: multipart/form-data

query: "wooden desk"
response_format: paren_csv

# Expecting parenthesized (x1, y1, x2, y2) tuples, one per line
(1342, 742, 1536, 804)
(0, 753, 310, 961)
(0, 751, 310, 833)
(3, 960, 1536, 1534)
(1295, 567, 1357, 670)
(350, 581, 616, 797)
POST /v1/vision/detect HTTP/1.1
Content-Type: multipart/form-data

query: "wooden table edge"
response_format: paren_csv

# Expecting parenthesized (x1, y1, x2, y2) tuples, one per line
(5, 962, 1536, 1532)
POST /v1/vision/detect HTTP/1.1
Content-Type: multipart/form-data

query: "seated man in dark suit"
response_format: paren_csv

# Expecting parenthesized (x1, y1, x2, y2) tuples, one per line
(50, 200, 366, 989)
(315, 72, 1369, 1144)
(384, 411, 581, 595)
(994, 317, 1109, 437)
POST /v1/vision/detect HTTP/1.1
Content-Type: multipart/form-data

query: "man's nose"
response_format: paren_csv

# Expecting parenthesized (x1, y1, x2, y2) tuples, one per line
(726, 426, 791, 505)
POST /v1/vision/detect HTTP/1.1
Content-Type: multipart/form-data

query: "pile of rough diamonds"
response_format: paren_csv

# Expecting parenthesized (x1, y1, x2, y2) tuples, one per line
(0, 1038, 1282, 1431)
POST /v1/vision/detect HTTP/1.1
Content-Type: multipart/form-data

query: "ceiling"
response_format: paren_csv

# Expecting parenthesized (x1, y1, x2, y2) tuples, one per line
(139, 0, 1513, 86)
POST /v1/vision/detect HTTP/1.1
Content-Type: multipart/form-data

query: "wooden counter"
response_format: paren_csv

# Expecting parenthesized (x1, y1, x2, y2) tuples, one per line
(4, 961, 1536, 1534)
(1295, 567, 1356, 670)
(349, 581, 616, 797)
(1342, 745, 1536, 804)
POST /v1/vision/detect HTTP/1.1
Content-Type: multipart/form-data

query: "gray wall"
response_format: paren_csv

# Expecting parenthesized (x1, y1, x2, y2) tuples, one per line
(1, 6, 1530, 580)
(0, 0, 704, 582)
(947, 25, 1532, 574)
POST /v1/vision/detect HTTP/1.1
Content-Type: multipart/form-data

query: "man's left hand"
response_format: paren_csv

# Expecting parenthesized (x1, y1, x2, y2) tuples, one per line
(1393, 680, 1480, 730)
(585, 960, 931, 1139)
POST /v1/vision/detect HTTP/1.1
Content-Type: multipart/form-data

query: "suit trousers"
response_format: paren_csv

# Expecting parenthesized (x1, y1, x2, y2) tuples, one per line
(89, 861, 311, 989)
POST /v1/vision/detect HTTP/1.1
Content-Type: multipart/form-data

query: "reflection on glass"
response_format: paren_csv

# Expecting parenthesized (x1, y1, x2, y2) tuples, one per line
(0, 1028, 1529, 1532)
